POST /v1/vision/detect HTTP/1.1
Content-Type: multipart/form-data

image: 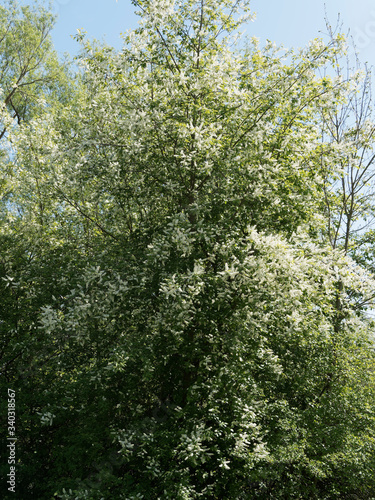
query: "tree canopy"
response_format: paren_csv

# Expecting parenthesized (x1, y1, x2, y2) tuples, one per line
(1, 1, 375, 499)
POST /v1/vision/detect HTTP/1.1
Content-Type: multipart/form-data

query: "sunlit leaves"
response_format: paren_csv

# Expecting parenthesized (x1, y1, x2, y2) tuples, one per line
(1, 0, 375, 498)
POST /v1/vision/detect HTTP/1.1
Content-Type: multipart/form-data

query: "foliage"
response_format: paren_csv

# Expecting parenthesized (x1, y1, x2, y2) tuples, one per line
(1, 1, 375, 499)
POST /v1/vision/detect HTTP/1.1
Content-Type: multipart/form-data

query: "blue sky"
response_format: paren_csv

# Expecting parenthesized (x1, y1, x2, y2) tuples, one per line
(29, 0, 375, 67)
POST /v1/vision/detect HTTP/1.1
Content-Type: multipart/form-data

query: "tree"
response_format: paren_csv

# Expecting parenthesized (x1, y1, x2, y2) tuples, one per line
(2, 1, 375, 498)
(0, 0, 67, 132)
(0, 3, 75, 498)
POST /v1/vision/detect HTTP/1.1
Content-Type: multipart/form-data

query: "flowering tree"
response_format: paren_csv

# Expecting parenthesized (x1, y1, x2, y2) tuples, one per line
(1, 1, 375, 498)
